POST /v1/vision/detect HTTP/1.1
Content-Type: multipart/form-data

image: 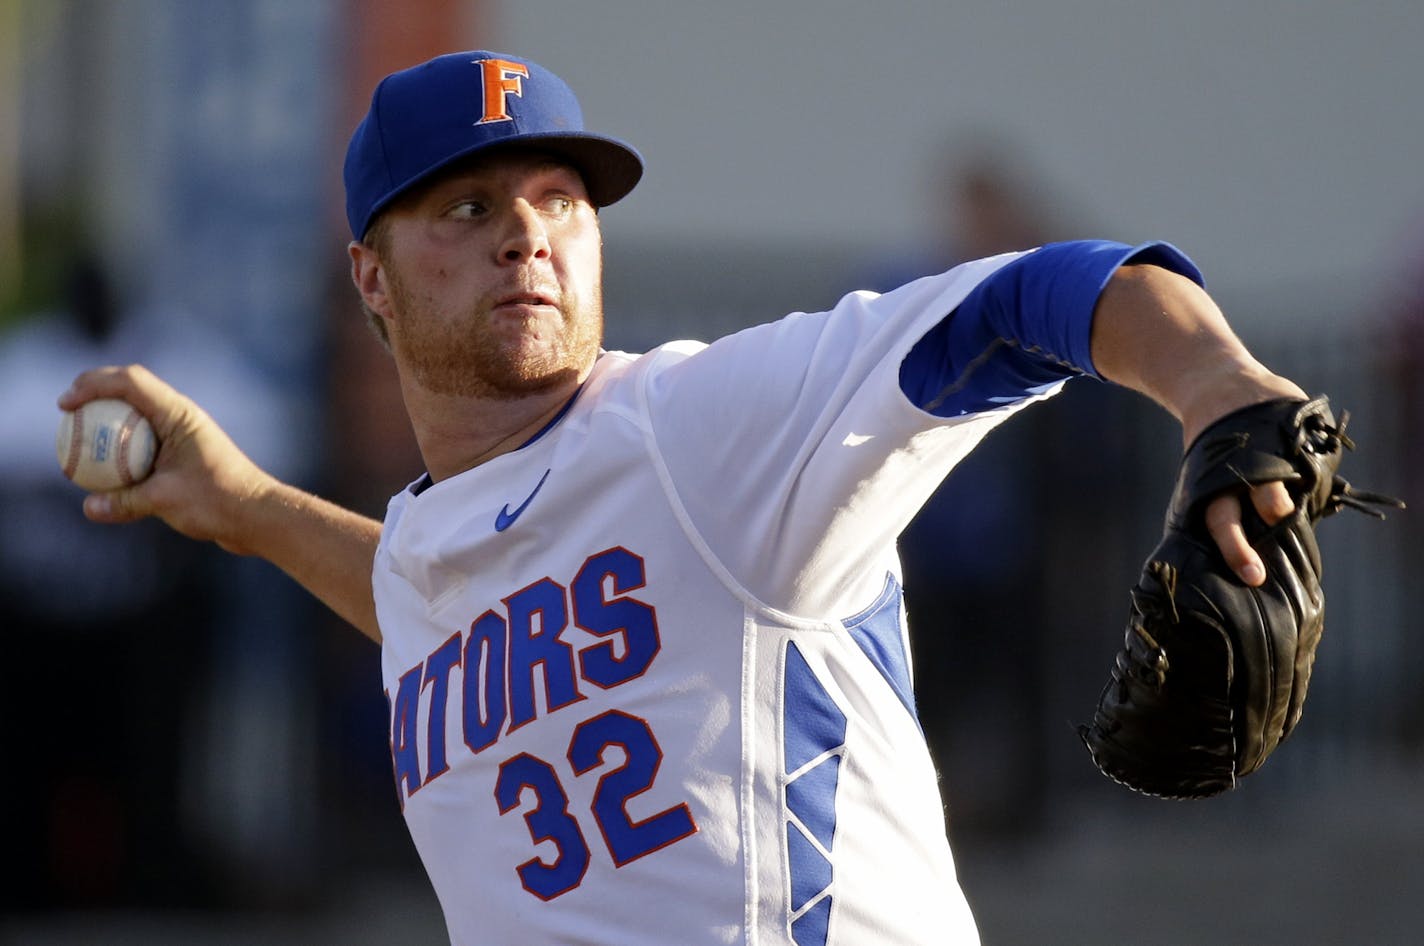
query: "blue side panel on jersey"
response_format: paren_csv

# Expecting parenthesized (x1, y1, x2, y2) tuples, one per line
(783, 643, 848, 773)
(786, 755, 840, 849)
(787, 823, 833, 911)
(792, 895, 833, 946)
(782, 642, 844, 946)
(843, 574, 917, 723)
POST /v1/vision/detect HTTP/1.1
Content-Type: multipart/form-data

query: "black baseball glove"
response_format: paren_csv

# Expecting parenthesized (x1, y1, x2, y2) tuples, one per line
(1079, 396, 1401, 798)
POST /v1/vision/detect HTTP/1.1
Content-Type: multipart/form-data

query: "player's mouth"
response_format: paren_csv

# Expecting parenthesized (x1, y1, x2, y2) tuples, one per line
(492, 291, 559, 314)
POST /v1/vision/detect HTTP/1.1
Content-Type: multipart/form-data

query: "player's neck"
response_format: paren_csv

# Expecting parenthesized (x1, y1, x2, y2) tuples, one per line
(403, 372, 587, 482)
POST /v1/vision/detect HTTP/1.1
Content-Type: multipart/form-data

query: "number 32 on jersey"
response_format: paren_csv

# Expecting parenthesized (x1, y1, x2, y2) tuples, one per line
(497, 708, 697, 900)
(386, 546, 699, 900)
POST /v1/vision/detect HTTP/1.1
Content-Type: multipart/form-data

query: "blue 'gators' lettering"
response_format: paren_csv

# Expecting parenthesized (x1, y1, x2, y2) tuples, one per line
(387, 546, 662, 798)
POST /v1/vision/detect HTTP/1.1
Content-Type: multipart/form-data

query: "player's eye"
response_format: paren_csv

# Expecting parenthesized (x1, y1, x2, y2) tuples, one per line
(541, 196, 575, 217)
(446, 199, 488, 220)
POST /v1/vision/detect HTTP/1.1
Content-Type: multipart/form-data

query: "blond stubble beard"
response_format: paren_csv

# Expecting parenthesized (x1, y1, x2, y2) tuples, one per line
(385, 263, 604, 400)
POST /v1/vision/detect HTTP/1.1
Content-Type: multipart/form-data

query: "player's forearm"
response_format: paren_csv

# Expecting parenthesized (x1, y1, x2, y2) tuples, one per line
(1089, 263, 1307, 444)
(229, 478, 384, 643)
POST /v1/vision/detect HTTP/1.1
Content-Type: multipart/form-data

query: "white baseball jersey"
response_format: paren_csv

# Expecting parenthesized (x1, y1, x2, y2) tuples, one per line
(373, 242, 1196, 944)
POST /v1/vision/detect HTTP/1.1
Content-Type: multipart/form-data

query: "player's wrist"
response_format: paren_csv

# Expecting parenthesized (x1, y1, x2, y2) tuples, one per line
(212, 468, 286, 557)
(1174, 364, 1308, 448)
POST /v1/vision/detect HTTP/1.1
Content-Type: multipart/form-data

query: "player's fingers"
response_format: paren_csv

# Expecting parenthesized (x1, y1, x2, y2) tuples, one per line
(1248, 480, 1296, 525)
(60, 364, 199, 446)
(60, 364, 173, 419)
(1205, 492, 1267, 586)
(82, 485, 153, 524)
(60, 364, 144, 408)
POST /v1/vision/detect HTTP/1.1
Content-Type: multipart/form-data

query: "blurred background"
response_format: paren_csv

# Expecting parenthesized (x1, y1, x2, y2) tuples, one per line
(2, 1, 1422, 943)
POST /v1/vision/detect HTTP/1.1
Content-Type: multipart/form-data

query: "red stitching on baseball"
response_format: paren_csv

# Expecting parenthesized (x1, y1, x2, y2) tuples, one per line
(117, 408, 139, 488)
(65, 405, 85, 479)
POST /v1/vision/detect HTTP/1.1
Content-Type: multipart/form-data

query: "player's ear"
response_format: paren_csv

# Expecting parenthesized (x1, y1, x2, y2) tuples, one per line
(349, 240, 394, 321)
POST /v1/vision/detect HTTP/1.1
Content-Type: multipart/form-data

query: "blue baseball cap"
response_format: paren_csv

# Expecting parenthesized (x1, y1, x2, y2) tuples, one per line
(344, 51, 644, 239)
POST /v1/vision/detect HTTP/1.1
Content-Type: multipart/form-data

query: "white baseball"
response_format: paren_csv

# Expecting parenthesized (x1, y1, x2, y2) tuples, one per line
(56, 398, 158, 492)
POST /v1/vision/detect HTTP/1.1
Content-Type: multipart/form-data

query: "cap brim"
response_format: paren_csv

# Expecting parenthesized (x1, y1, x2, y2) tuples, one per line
(366, 132, 643, 232)
(496, 133, 644, 208)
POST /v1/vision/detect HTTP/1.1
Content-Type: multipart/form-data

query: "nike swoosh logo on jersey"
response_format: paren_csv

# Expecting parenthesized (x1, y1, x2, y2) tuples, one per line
(495, 468, 552, 532)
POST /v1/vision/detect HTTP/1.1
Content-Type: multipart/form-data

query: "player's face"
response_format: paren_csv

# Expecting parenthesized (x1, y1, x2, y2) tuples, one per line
(375, 152, 604, 399)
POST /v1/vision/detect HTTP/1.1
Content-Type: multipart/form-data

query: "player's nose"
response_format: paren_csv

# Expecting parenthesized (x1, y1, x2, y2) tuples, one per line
(498, 200, 551, 264)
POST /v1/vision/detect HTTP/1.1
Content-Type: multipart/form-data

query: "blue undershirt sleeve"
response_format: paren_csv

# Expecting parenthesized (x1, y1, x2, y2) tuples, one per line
(899, 240, 1203, 417)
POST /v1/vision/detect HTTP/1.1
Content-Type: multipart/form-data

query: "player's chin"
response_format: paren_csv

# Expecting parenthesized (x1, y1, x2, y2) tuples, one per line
(498, 344, 594, 390)
(480, 314, 572, 361)
(460, 343, 592, 399)
(492, 322, 600, 382)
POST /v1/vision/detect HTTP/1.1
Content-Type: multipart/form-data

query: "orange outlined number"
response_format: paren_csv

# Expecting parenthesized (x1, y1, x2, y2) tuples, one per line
(496, 711, 699, 897)
(495, 753, 591, 900)
(569, 711, 698, 866)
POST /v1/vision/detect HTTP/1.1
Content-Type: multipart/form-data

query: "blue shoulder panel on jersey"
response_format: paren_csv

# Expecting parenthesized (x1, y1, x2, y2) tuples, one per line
(899, 240, 1203, 417)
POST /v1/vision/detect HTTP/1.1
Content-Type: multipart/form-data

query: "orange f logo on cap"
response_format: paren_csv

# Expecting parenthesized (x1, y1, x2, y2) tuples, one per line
(475, 59, 529, 124)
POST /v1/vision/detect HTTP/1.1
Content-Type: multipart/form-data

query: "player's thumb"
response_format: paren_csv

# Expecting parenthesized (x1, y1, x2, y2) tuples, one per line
(83, 486, 152, 524)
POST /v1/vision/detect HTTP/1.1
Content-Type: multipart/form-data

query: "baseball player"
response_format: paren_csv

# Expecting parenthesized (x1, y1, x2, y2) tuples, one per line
(62, 51, 1372, 945)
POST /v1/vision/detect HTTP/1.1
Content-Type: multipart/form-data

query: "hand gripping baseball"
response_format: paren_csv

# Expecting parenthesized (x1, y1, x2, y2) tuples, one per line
(1079, 396, 1402, 798)
(58, 365, 275, 556)
(61, 364, 383, 639)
